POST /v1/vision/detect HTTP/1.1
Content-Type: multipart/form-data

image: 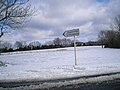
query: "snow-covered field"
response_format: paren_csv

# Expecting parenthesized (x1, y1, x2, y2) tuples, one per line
(0, 46, 120, 81)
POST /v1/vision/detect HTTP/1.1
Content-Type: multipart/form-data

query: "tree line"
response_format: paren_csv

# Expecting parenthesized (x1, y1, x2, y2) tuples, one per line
(98, 15, 120, 48)
(0, 38, 73, 53)
(0, 38, 101, 53)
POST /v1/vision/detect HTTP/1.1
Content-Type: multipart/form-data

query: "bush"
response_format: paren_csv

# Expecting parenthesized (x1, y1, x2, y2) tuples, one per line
(0, 61, 7, 67)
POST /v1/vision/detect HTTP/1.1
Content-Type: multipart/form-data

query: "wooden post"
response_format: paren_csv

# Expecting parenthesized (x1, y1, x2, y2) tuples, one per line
(74, 34, 77, 65)
(63, 29, 79, 66)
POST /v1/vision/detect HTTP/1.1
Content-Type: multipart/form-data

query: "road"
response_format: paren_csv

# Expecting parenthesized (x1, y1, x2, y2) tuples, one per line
(52, 79, 120, 90)
(0, 72, 120, 90)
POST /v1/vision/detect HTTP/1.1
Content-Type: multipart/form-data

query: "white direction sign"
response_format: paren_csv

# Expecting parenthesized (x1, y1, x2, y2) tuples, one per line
(63, 29, 79, 37)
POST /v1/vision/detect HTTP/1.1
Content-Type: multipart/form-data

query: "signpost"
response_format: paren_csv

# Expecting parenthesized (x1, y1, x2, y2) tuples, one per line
(63, 29, 79, 65)
(63, 29, 79, 37)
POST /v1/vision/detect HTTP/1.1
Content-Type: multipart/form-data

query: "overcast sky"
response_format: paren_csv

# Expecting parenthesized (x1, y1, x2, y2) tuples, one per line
(1, 0, 120, 43)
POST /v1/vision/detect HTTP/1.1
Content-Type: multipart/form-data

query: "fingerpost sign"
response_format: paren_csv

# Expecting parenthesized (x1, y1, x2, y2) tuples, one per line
(63, 29, 79, 65)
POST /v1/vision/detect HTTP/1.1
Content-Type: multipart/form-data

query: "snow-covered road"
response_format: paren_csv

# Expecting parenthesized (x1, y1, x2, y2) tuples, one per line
(0, 46, 120, 81)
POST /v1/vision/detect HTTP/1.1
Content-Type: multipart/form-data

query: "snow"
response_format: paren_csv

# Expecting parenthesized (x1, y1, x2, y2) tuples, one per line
(0, 46, 120, 81)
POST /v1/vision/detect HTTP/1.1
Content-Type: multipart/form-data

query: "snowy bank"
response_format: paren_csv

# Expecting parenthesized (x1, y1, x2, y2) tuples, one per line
(0, 46, 120, 81)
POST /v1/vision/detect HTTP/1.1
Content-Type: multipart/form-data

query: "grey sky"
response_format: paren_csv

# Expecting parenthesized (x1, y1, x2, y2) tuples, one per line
(1, 0, 120, 43)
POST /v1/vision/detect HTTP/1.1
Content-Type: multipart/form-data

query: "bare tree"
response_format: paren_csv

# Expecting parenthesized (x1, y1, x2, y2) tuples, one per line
(0, 40, 12, 50)
(60, 38, 72, 46)
(28, 41, 41, 50)
(113, 15, 120, 32)
(53, 38, 61, 46)
(98, 30, 107, 48)
(44, 41, 54, 46)
(98, 15, 120, 48)
(14, 41, 26, 49)
(0, 0, 34, 37)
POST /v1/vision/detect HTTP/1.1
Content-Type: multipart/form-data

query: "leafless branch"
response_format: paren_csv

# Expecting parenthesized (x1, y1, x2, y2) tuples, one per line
(0, 0, 34, 38)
